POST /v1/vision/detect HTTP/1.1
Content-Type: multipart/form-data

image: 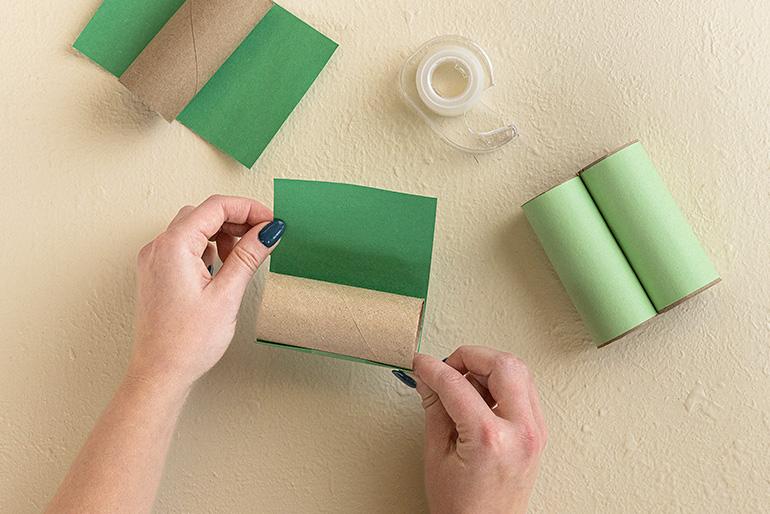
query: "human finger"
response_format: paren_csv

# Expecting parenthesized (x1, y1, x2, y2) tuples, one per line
(412, 354, 496, 438)
(444, 346, 535, 426)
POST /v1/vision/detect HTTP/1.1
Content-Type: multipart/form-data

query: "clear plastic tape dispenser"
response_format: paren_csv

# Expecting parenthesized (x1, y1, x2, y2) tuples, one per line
(399, 35, 518, 153)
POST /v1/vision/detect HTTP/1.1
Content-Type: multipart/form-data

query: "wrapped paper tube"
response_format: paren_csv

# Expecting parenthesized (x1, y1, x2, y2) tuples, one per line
(522, 178, 657, 345)
(580, 141, 720, 311)
(255, 273, 425, 369)
(119, 0, 273, 120)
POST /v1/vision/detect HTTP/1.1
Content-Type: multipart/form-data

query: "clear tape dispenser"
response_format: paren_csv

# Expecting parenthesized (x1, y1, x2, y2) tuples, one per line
(399, 35, 518, 153)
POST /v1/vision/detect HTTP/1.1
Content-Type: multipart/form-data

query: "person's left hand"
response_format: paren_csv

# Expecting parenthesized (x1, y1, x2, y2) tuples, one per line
(127, 195, 285, 391)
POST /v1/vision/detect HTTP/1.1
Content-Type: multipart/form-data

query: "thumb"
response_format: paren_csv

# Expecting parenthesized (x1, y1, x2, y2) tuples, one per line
(414, 355, 455, 446)
(213, 219, 285, 299)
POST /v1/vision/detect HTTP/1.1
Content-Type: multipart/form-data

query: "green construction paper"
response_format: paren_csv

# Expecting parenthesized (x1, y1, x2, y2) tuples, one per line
(73, 0, 186, 76)
(522, 178, 657, 344)
(581, 142, 720, 310)
(177, 5, 338, 167)
(270, 179, 437, 299)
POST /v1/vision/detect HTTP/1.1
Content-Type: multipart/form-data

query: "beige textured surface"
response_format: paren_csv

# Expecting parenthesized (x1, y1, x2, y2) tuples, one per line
(1, 1, 769, 512)
(119, 0, 273, 120)
(255, 273, 423, 369)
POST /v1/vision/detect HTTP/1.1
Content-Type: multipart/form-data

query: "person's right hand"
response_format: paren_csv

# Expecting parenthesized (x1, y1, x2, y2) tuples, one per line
(412, 346, 547, 514)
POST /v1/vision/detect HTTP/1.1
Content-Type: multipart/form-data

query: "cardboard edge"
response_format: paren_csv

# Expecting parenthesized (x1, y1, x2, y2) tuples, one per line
(577, 139, 641, 176)
(596, 312, 657, 349)
(521, 176, 582, 208)
(656, 277, 721, 313)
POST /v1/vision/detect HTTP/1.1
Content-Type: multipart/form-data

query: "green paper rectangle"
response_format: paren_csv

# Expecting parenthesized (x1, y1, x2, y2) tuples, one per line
(73, 0, 186, 76)
(522, 178, 657, 344)
(580, 142, 720, 310)
(258, 179, 436, 367)
(270, 179, 437, 299)
(177, 5, 338, 167)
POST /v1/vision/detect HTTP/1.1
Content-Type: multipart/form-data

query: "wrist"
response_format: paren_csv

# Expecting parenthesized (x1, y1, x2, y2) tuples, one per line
(123, 362, 194, 402)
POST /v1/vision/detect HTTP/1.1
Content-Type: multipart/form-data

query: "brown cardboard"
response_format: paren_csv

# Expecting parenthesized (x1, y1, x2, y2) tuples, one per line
(255, 273, 424, 369)
(119, 0, 273, 120)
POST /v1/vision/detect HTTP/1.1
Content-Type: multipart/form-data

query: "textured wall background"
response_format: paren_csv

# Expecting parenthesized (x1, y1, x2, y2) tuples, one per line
(1, 1, 769, 512)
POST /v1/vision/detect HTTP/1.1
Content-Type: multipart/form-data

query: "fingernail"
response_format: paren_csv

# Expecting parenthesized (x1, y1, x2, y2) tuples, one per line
(392, 370, 416, 389)
(207, 265, 213, 275)
(258, 219, 285, 248)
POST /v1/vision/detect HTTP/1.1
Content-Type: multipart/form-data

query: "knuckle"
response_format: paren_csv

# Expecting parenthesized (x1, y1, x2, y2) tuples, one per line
(231, 245, 262, 272)
(137, 242, 153, 262)
(420, 391, 440, 410)
(497, 353, 529, 377)
(478, 419, 505, 450)
(437, 368, 464, 389)
(517, 423, 544, 457)
(205, 194, 226, 205)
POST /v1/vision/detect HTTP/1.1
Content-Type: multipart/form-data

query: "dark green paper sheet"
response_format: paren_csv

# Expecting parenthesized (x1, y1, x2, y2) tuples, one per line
(73, 0, 186, 76)
(256, 179, 438, 367)
(177, 6, 338, 167)
(73, 2, 337, 167)
(270, 179, 437, 299)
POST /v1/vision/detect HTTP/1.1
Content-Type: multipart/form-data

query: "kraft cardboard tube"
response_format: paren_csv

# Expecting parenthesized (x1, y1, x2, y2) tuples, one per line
(119, 0, 273, 120)
(522, 178, 657, 345)
(579, 141, 720, 311)
(255, 273, 424, 369)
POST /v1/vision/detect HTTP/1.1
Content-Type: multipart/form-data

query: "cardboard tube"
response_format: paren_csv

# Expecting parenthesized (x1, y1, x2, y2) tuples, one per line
(255, 273, 424, 369)
(119, 0, 273, 120)
(579, 141, 720, 311)
(522, 178, 657, 345)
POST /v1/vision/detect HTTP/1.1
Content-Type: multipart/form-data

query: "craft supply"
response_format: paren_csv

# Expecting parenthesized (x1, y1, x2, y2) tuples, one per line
(522, 141, 719, 346)
(254, 179, 437, 369)
(399, 35, 518, 153)
(256, 273, 424, 369)
(120, 0, 273, 120)
(579, 142, 720, 310)
(73, 1, 337, 167)
(523, 178, 657, 344)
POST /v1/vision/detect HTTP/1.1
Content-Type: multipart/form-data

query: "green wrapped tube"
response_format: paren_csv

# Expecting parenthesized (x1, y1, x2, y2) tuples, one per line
(523, 141, 719, 346)
(580, 142, 720, 311)
(522, 178, 657, 345)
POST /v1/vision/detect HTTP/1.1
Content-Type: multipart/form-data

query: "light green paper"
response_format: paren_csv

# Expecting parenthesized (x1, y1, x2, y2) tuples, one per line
(580, 142, 720, 310)
(73, 0, 186, 76)
(177, 5, 338, 167)
(256, 179, 437, 367)
(522, 178, 657, 344)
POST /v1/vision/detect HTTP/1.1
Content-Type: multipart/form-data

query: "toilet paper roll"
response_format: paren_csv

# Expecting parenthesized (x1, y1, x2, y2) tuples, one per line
(119, 0, 273, 120)
(255, 273, 425, 369)
(522, 178, 657, 345)
(579, 141, 720, 311)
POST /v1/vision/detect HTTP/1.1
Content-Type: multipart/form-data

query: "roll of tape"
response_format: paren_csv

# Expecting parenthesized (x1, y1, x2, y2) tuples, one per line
(399, 35, 518, 153)
(415, 46, 485, 117)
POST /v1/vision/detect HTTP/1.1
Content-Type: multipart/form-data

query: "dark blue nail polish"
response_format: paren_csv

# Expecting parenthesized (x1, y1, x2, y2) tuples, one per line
(207, 265, 213, 275)
(258, 219, 285, 248)
(392, 369, 416, 388)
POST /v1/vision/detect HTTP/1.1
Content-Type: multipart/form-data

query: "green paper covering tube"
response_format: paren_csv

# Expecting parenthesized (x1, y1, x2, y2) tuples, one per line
(178, 5, 338, 167)
(73, 0, 185, 76)
(255, 179, 437, 368)
(580, 142, 720, 311)
(522, 178, 657, 345)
